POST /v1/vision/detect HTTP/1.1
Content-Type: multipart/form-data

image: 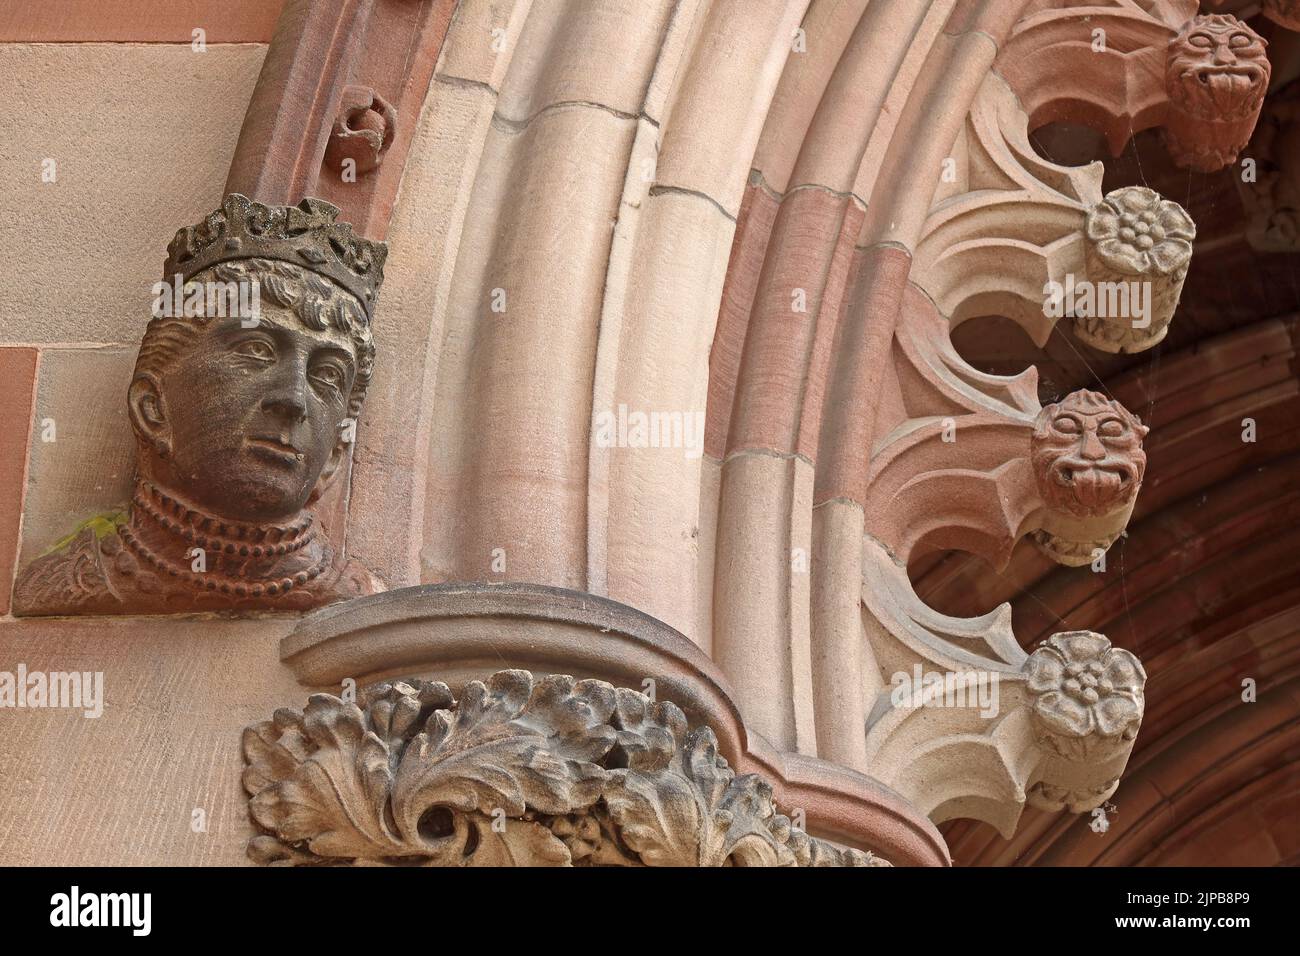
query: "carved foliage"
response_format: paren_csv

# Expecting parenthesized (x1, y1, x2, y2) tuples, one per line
(243, 670, 888, 867)
(1025, 631, 1146, 761)
(1079, 186, 1195, 352)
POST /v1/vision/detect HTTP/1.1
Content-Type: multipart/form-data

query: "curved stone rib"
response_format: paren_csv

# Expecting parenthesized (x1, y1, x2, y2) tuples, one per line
(863, 387, 1150, 572)
(893, 286, 1042, 422)
(860, 539, 1148, 837)
(999, 2, 1180, 156)
(913, 73, 1196, 361)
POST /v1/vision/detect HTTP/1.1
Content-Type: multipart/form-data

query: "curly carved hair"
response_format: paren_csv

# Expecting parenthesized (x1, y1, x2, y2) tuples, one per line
(134, 258, 375, 422)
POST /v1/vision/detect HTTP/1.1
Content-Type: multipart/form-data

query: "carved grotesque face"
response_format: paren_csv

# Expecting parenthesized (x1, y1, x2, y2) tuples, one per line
(1031, 391, 1148, 519)
(1167, 15, 1269, 120)
(134, 303, 359, 523)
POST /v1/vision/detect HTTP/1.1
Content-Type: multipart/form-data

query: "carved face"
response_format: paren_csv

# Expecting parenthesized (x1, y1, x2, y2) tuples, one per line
(1167, 15, 1269, 120)
(1031, 391, 1148, 519)
(143, 307, 357, 523)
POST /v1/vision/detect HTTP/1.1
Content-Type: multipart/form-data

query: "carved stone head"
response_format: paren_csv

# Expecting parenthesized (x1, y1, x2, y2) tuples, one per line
(1031, 390, 1148, 520)
(1167, 15, 1269, 121)
(131, 194, 382, 524)
(1163, 15, 1270, 171)
(10, 194, 387, 616)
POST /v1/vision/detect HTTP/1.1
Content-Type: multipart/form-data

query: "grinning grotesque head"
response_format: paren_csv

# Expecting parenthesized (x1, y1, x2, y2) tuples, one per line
(129, 194, 383, 524)
(1166, 14, 1270, 121)
(1031, 390, 1148, 520)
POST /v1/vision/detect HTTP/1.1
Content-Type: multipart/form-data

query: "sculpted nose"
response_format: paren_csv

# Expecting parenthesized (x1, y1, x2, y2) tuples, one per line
(262, 393, 307, 422)
(1213, 42, 1235, 65)
(1080, 429, 1106, 461)
(261, 362, 308, 423)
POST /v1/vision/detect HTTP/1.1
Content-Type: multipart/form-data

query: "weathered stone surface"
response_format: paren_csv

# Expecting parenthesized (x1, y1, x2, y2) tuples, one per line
(13, 195, 385, 615)
(1030, 390, 1149, 566)
(244, 669, 890, 867)
(0, 348, 38, 615)
(1162, 14, 1271, 172)
(0, 44, 265, 344)
(16, 347, 137, 562)
(1078, 187, 1195, 353)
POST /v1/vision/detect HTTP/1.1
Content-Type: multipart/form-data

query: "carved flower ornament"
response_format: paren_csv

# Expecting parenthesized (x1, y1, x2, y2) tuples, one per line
(1086, 187, 1195, 276)
(242, 669, 890, 867)
(1024, 631, 1146, 760)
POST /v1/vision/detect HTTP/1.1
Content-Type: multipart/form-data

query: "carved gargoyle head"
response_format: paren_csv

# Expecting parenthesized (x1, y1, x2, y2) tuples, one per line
(130, 194, 383, 523)
(1032, 390, 1148, 521)
(1166, 14, 1269, 122)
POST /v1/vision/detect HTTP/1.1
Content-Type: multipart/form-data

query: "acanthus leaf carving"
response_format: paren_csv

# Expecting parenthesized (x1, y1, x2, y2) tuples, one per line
(243, 671, 889, 867)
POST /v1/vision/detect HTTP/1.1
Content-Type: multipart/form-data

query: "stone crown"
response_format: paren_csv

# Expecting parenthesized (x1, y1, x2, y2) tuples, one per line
(163, 193, 387, 320)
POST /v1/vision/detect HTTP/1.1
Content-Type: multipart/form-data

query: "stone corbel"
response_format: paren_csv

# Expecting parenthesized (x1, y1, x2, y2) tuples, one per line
(997, 0, 1270, 173)
(866, 388, 1149, 572)
(914, 74, 1196, 357)
(860, 545, 1146, 837)
(242, 669, 890, 867)
(323, 85, 397, 176)
(857, 385, 1150, 836)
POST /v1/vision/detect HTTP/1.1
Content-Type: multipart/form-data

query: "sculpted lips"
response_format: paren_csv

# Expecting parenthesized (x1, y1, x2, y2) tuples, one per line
(1051, 458, 1137, 512)
(1180, 64, 1266, 113)
(245, 434, 306, 466)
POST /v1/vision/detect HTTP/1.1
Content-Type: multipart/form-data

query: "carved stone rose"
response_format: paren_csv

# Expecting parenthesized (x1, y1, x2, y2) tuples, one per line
(13, 194, 386, 615)
(1024, 631, 1146, 762)
(1078, 186, 1195, 353)
(1163, 14, 1270, 172)
(242, 670, 889, 867)
(1029, 389, 1148, 565)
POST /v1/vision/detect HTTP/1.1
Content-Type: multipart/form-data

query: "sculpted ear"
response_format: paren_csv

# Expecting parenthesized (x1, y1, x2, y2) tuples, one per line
(308, 423, 353, 504)
(128, 374, 172, 459)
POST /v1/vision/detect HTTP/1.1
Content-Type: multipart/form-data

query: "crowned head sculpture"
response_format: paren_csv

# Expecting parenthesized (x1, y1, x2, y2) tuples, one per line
(14, 194, 386, 615)
(1163, 14, 1270, 172)
(1029, 389, 1149, 567)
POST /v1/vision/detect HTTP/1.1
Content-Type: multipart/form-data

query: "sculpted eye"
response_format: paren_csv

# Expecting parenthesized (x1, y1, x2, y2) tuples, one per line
(235, 339, 275, 361)
(1229, 33, 1253, 48)
(1189, 33, 1212, 48)
(1053, 416, 1080, 435)
(310, 362, 346, 393)
(1099, 418, 1125, 438)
